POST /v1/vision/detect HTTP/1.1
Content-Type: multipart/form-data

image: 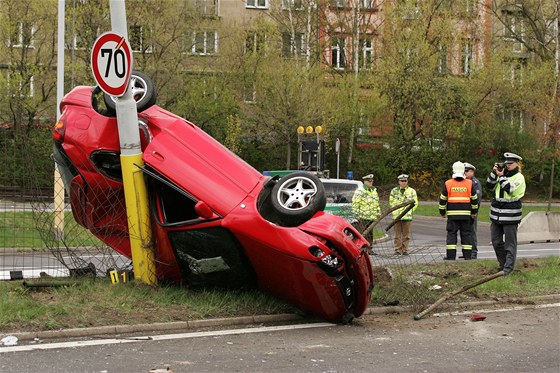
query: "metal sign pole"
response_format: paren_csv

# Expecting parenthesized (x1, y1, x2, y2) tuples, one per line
(108, 0, 156, 285)
(336, 138, 340, 179)
(54, 0, 66, 241)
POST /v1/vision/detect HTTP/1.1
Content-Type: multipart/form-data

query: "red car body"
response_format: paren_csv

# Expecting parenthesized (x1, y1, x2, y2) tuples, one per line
(53, 83, 373, 323)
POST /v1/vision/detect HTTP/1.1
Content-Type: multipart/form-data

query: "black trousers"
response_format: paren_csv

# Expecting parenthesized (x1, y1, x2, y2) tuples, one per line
(446, 219, 473, 259)
(490, 222, 518, 274)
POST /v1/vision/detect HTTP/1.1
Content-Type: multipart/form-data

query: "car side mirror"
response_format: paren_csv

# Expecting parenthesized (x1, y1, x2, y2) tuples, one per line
(194, 201, 214, 220)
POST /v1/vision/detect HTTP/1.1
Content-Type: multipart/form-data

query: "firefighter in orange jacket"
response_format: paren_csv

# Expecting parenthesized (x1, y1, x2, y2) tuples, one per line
(439, 161, 479, 260)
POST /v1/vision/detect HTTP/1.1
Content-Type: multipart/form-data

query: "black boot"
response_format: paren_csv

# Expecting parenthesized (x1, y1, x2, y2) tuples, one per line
(444, 248, 456, 261)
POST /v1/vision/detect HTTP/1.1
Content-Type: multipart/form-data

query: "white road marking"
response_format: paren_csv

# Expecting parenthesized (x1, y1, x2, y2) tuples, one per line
(432, 302, 560, 318)
(0, 322, 334, 354)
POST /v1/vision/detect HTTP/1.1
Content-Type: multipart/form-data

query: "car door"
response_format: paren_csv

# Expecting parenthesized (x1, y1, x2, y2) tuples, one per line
(145, 167, 257, 289)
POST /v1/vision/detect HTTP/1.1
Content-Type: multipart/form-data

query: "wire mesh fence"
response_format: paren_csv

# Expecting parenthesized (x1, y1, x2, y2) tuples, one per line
(0, 128, 132, 282)
(2, 126, 454, 314)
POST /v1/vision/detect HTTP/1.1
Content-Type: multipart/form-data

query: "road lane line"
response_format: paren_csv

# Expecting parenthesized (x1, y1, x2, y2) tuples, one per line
(433, 302, 560, 318)
(0, 322, 334, 354)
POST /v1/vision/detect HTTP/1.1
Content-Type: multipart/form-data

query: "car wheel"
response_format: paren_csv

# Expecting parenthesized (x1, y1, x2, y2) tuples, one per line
(270, 173, 326, 227)
(103, 70, 157, 113)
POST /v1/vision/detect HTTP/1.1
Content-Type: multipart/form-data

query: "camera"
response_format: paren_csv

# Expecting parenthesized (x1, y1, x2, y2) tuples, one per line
(496, 162, 505, 172)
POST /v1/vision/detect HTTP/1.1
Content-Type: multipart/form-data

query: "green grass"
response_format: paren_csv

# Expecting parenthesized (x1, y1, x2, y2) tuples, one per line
(371, 257, 560, 310)
(1, 257, 558, 333)
(0, 211, 102, 248)
(414, 203, 560, 223)
(0, 280, 297, 333)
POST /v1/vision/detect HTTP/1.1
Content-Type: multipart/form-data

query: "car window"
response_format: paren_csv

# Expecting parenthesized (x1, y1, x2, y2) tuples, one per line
(322, 182, 359, 204)
(145, 168, 199, 225)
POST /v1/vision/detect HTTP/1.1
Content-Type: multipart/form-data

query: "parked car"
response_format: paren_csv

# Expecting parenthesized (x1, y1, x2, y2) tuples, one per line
(321, 178, 362, 224)
(52, 72, 373, 323)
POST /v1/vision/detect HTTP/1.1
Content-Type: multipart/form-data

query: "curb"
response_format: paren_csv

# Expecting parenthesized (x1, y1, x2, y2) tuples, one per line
(6, 294, 559, 342)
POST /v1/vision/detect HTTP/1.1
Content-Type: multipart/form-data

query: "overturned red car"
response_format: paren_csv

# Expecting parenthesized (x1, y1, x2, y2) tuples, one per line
(52, 72, 373, 323)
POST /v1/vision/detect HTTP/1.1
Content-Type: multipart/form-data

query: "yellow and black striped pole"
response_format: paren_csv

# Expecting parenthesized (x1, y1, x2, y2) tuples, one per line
(110, 0, 156, 285)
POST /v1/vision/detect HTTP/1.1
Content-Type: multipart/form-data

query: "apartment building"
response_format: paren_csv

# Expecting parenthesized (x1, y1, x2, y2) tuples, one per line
(0, 1, 552, 133)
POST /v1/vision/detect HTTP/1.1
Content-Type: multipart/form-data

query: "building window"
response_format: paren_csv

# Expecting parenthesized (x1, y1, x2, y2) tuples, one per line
(510, 62, 524, 87)
(504, 13, 524, 52)
(243, 81, 256, 103)
(245, 31, 266, 54)
(5, 73, 34, 97)
(246, 0, 268, 9)
(331, 37, 346, 70)
(465, 0, 477, 15)
(193, 0, 218, 16)
(192, 31, 217, 55)
(70, 28, 99, 51)
(330, 0, 347, 9)
(358, 38, 373, 69)
(461, 40, 474, 76)
(360, 0, 374, 10)
(282, 32, 305, 58)
(437, 44, 448, 74)
(8, 22, 35, 48)
(499, 108, 524, 129)
(282, 0, 303, 10)
(129, 25, 152, 53)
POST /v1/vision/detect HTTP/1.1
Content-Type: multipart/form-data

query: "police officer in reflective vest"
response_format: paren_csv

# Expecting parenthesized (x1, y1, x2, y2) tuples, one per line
(486, 152, 526, 275)
(439, 161, 479, 260)
(352, 173, 381, 242)
(389, 174, 418, 255)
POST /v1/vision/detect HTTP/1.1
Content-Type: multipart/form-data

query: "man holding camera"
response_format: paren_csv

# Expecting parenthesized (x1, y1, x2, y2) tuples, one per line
(486, 152, 526, 275)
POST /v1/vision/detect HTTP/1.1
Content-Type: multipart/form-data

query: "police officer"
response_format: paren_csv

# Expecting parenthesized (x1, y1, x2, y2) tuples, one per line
(389, 174, 418, 255)
(464, 162, 482, 259)
(439, 161, 479, 260)
(486, 152, 526, 275)
(352, 173, 381, 243)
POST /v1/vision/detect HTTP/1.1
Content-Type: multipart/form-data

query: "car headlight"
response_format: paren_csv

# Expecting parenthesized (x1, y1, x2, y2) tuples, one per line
(308, 246, 324, 258)
(343, 228, 355, 240)
(320, 254, 340, 268)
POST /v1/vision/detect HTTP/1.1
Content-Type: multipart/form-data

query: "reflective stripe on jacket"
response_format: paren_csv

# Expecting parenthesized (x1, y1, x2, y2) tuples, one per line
(439, 178, 479, 220)
(352, 186, 381, 220)
(389, 186, 418, 220)
(486, 169, 526, 224)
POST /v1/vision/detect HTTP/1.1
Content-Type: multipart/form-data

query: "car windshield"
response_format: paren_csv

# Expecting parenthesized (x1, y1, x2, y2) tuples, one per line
(322, 182, 359, 204)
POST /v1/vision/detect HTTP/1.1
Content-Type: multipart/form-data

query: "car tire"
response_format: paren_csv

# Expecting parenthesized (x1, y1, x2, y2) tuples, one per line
(103, 70, 157, 113)
(270, 173, 326, 227)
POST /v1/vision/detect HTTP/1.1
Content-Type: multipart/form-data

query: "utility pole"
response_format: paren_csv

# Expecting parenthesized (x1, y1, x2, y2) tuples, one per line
(107, 0, 156, 285)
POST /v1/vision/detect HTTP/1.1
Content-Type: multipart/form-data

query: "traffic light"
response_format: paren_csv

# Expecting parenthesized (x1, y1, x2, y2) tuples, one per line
(300, 139, 325, 171)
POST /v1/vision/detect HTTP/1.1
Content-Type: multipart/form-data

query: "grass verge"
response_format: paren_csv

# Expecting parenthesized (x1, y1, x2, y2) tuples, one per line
(414, 204, 559, 223)
(1, 257, 558, 333)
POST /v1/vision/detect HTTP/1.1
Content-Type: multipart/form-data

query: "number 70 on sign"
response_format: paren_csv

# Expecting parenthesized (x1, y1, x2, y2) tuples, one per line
(90, 32, 133, 98)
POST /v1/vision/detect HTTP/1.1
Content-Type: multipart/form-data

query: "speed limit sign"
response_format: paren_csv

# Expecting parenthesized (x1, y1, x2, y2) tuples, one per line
(90, 32, 133, 97)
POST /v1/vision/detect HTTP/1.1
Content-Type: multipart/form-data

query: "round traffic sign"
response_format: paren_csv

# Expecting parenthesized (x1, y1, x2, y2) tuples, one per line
(90, 32, 133, 97)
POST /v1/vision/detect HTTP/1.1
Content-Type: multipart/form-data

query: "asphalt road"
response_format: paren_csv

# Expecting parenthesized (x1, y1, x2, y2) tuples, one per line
(1, 216, 558, 280)
(367, 215, 559, 265)
(1, 209, 559, 372)
(1, 304, 559, 372)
